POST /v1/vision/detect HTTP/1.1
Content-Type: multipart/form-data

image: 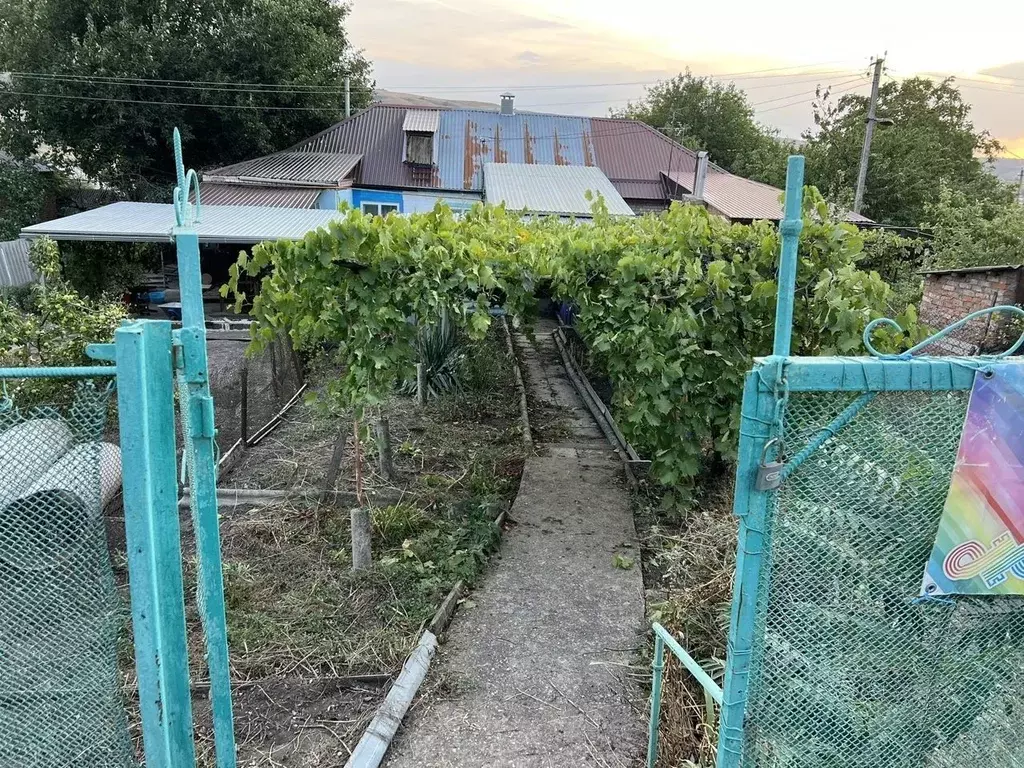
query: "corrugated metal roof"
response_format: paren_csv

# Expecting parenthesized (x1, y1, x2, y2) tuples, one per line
(591, 118, 696, 201)
(438, 111, 596, 191)
(21, 202, 346, 244)
(195, 183, 321, 208)
(402, 110, 440, 133)
(290, 105, 597, 192)
(204, 151, 361, 186)
(484, 163, 632, 217)
(0, 239, 36, 287)
(664, 168, 871, 223)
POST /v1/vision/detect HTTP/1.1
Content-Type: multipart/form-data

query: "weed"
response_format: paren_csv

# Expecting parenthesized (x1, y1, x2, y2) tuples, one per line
(372, 503, 429, 545)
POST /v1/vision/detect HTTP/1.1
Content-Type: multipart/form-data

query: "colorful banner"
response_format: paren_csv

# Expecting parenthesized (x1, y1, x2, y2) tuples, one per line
(921, 365, 1024, 596)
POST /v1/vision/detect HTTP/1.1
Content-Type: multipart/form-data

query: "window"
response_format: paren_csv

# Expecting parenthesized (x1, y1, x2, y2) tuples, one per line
(361, 202, 399, 217)
(405, 132, 433, 166)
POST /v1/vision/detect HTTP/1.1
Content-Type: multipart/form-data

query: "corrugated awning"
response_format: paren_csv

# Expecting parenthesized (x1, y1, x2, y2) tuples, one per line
(402, 110, 440, 133)
(195, 183, 322, 208)
(21, 202, 346, 244)
(483, 163, 634, 217)
(203, 151, 361, 186)
(0, 239, 37, 287)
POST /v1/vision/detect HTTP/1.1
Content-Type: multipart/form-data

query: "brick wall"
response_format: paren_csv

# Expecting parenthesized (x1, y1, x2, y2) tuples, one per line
(919, 266, 1023, 354)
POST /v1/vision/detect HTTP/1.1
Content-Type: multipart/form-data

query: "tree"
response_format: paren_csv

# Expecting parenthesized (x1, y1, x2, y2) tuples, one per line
(0, 0, 373, 199)
(0, 157, 52, 240)
(803, 76, 1012, 226)
(924, 186, 1024, 270)
(614, 70, 794, 187)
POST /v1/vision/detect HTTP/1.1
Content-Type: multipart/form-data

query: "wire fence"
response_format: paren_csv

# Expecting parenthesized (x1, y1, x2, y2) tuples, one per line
(205, 330, 304, 471)
(0, 379, 132, 767)
(742, 388, 1024, 767)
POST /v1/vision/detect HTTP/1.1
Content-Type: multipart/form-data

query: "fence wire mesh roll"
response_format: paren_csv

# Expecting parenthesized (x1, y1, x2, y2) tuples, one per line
(743, 389, 1024, 768)
(0, 380, 133, 768)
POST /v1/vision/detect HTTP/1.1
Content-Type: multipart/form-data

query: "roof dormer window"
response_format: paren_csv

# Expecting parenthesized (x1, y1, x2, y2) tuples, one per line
(402, 110, 439, 167)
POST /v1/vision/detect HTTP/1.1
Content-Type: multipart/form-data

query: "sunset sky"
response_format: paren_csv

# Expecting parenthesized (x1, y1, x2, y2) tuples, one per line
(348, 0, 1024, 160)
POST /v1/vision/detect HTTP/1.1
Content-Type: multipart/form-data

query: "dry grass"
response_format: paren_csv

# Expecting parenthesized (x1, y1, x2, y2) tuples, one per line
(639, 473, 737, 768)
(116, 325, 527, 767)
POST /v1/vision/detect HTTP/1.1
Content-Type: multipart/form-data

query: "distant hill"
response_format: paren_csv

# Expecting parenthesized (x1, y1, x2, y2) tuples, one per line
(373, 90, 498, 111)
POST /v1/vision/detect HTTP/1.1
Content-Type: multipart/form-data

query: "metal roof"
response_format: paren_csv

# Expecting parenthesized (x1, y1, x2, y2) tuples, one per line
(663, 168, 871, 223)
(0, 239, 36, 287)
(196, 183, 321, 208)
(204, 151, 361, 187)
(483, 163, 633, 217)
(402, 110, 440, 133)
(21, 202, 346, 244)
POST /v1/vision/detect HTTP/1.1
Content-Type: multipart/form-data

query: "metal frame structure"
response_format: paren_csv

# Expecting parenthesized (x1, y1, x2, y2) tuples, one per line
(0, 128, 236, 768)
(645, 155, 1024, 768)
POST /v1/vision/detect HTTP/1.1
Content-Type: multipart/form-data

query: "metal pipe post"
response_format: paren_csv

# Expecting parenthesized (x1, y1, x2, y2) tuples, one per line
(172, 128, 237, 768)
(772, 155, 805, 358)
(115, 320, 195, 768)
(646, 634, 666, 768)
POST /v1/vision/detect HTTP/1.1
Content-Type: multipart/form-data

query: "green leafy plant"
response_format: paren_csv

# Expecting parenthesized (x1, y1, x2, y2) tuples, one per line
(399, 309, 466, 398)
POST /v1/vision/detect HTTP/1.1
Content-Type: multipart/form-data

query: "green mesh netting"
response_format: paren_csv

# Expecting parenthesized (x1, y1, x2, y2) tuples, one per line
(742, 390, 1024, 768)
(0, 381, 134, 768)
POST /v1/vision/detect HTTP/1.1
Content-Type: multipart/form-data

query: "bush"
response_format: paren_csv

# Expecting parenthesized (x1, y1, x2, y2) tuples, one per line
(924, 186, 1024, 270)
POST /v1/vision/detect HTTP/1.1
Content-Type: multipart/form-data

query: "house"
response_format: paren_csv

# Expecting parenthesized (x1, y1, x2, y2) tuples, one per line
(197, 94, 847, 223)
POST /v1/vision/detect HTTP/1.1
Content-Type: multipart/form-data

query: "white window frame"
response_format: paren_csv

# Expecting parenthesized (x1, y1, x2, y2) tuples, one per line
(361, 202, 400, 217)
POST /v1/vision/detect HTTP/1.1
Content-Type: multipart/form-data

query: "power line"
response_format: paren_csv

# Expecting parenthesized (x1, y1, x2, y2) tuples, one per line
(756, 80, 866, 114)
(2, 62, 864, 96)
(0, 89, 340, 111)
(750, 77, 865, 108)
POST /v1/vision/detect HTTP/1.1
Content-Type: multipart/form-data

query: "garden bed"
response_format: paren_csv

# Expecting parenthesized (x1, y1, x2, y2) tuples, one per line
(117, 325, 527, 766)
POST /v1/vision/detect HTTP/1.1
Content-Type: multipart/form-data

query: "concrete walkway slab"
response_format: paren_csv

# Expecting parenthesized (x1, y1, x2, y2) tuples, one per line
(385, 321, 645, 767)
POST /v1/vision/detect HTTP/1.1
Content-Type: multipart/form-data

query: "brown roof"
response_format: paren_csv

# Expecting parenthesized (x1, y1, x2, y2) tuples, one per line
(210, 103, 849, 221)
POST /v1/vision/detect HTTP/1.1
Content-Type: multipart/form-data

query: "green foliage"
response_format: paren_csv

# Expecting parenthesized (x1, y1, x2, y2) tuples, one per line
(229, 195, 919, 494)
(371, 503, 429, 546)
(0, 0, 372, 197)
(0, 158, 50, 239)
(225, 203, 539, 414)
(615, 70, 793, 187)
(804, 76, 1013, 226)
(399, 309, 466, 398)
(924, 186, 1024, 270)
(59, 241, 164, 297)
(859, 229, 930, 314)
(0, 237, 126, 366)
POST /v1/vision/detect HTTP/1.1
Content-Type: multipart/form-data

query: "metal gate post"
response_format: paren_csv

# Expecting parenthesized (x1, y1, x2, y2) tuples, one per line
(115, 319, 196, 768)
(173, 128, 237, 768)
(717, 155, 805, 766)
(717, 369, 778, 766)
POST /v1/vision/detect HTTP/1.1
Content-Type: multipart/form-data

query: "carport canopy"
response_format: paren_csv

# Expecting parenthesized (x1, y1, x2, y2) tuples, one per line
(21, 201, 346, 244)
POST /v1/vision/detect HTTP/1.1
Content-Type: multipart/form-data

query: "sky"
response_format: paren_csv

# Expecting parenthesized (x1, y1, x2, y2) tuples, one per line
(347, 0, 1024, 163)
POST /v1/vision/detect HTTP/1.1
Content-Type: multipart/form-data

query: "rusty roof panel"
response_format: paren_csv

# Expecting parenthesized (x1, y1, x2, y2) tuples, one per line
(437, 111, 596, 191)
(196, 183, 321, 208)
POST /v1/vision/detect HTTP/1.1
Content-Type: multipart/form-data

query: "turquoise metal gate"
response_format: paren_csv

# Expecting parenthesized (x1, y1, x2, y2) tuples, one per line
(0, 129, 236, 767)
(647, 156, 1024, 768)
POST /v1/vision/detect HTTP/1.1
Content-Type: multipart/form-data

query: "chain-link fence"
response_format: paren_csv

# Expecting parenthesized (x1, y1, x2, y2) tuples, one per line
(742, 388, 1024, 768)
(0, 380, 132, 768)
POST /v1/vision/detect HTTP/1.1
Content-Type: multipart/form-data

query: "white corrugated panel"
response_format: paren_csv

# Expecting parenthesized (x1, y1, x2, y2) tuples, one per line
(483, 163, 633, 217)
(21, 202, 348, 244)
(0, 239, 37, 287)
(402, 110, 440, 133)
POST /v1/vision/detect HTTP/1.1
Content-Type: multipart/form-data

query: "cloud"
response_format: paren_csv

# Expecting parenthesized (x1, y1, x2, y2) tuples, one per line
(517, 51, 543, 65)
(979, 61, 1024, 81)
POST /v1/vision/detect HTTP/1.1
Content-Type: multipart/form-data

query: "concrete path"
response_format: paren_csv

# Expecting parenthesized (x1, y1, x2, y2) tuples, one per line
(385, 320, 645, 768)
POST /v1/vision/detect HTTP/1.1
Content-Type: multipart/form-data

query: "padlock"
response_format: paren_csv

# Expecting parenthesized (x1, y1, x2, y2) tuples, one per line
(756, 437, 784, 491)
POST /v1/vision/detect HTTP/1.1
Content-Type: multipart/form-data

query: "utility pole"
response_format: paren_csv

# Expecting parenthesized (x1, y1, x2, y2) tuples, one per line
(1017, 167, 1023, 204)
(853, 56, 885, 215)
(345, 76, 351, 118)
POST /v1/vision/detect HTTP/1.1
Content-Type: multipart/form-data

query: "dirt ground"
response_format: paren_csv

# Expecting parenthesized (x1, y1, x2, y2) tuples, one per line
(114, 325, 527, 767)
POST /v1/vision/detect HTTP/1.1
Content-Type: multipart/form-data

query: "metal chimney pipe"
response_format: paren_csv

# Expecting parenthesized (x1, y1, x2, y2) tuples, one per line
(500, 92, 515, 116)
(693, 151, 708, 200)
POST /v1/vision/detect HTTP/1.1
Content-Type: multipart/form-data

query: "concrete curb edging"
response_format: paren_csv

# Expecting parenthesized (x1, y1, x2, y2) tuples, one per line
(501, 316, 534, 452)
(344, 630, 438, 768)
